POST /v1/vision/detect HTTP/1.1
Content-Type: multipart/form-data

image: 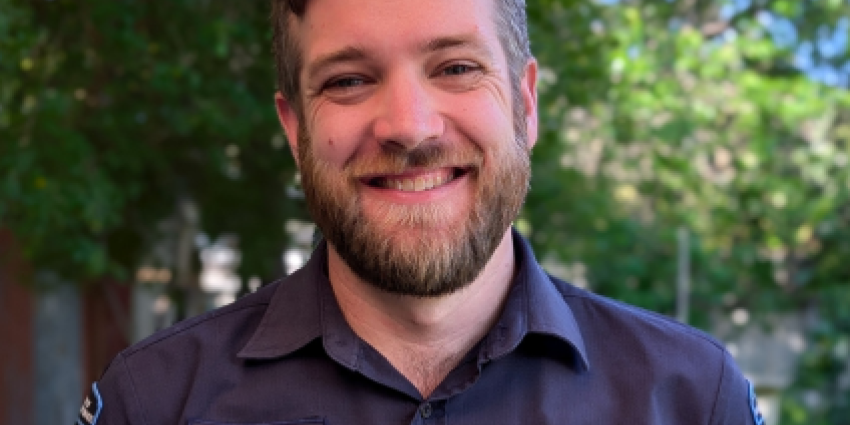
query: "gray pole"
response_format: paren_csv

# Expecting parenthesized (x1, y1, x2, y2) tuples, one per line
(676, 227, 690, 324)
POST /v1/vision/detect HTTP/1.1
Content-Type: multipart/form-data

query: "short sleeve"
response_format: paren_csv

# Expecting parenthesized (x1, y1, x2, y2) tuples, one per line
(80, 354, 148, 425)
(710, 351, 760, 425)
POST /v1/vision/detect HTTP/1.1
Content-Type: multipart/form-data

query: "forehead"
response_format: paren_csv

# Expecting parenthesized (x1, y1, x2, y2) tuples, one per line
(295, 0, 501, 60)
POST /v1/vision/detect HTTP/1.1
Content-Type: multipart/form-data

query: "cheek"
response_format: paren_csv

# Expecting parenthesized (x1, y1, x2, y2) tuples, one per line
(441, 92, 514, 151)
(309, 106, 371, 167)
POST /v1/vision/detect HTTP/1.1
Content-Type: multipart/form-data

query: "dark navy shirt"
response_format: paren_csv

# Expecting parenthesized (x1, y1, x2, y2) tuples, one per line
(86, 231, 759, 424)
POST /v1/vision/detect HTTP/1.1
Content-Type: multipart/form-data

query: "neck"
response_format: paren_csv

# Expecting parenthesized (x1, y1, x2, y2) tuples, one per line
(326, 229, 516, 397)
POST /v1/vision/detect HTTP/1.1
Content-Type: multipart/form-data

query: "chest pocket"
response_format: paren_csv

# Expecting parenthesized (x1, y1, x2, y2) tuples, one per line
(190, 418, 325, 425)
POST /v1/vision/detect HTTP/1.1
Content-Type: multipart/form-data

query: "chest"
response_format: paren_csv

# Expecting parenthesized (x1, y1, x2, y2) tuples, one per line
(135, 348, 705, 425)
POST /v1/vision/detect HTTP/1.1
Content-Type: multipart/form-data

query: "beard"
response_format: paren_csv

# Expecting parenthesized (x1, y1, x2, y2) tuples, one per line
(298, 116, 530, 298)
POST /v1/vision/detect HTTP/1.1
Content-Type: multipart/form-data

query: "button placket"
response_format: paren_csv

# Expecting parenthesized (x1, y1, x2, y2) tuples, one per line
(419, 402, 433, 419)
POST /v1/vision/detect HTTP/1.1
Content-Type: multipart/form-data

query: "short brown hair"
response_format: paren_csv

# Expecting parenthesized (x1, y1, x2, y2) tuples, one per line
(270, 0, 532, 114)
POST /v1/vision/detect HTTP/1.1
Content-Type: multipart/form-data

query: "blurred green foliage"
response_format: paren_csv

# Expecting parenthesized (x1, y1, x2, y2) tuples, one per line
(1, 0, 848, 423)
(0, 0, 303, 284)
(524, 1, 850, 423)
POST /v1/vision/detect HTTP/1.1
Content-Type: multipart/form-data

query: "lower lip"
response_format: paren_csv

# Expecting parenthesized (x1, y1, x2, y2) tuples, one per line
(360, 172, 470, 205)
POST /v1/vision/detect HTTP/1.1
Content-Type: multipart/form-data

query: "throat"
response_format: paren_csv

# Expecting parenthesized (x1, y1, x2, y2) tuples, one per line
(384, 344, 471, 398)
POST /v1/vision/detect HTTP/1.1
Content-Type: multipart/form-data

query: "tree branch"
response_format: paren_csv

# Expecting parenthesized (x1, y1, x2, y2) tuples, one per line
(700, 0, 779, 38)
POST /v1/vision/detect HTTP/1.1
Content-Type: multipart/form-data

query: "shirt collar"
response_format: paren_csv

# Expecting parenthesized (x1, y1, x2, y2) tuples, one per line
(238, 229, 589, 372)
(482, 229, 590, 371)
(237, 242, 332, 360)
(237, 242, 365, 370)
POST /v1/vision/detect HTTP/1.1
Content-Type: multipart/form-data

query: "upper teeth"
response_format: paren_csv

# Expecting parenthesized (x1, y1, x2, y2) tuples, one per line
(380, 172, 454, 192)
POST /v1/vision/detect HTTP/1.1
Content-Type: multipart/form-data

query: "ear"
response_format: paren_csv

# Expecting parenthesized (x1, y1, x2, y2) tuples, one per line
(520, 58, 539, 150)
(275, 92, 301, 168)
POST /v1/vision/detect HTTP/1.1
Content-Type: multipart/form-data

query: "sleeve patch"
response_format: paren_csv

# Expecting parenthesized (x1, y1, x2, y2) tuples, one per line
(747, 380, 765, 425)
(76, 382, 103, 425)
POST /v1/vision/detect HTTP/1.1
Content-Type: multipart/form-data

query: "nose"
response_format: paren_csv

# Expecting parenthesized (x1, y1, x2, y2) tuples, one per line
(372, 73, 445, 151)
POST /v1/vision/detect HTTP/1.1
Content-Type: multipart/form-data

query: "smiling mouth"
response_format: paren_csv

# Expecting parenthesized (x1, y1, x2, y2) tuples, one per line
(364, 167, 470, 192)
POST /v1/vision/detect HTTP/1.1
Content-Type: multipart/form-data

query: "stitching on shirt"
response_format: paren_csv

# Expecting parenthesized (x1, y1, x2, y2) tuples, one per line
(707, 350, 728, 425)
(317, 282, 357, 370)
(553, 276, 726, 351)
(120, 352, 151, 425)
(532, 264, 559, 329)
(317, 280, 336, 365)
(122, 300, 271, 357)
(490, 271, 529, 360)
(522, 271, 530, 334)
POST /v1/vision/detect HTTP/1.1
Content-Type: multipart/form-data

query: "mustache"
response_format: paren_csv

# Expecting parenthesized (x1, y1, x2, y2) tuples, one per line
(348, 144, 483, 177)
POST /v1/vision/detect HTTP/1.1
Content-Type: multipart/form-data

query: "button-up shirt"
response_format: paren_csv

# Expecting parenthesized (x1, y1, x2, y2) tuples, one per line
(88, 230, 757, 424)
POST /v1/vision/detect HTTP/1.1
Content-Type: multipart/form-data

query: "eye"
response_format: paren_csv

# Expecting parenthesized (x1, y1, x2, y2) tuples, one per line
(441, 63, 478, 76)
(316, 75, 374, 103)
(433, 61, 484, 91)
(324, 76, 367, 90)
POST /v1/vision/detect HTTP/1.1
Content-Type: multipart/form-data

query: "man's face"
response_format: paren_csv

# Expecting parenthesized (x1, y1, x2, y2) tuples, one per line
(277, 0, 538, 296)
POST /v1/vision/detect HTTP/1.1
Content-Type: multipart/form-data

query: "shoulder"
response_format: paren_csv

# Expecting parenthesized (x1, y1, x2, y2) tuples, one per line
(122, 281, 279, 361)
(549, 277, 755, 424)
(92, 281, 283, 424)
(552, 275, 726, 356)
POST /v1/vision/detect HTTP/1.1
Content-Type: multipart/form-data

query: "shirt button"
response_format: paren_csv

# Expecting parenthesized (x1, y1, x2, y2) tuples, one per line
(419, 402, 433, 419)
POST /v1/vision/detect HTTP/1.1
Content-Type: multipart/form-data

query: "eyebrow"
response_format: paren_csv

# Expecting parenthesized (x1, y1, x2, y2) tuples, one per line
(306, 45, 369, 77)
(306, 34, 496, 78)
(421, 35, 496, 62)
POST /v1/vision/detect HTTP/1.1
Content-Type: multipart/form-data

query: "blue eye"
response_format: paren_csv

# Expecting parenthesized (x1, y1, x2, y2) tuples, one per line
(327, 77, 365, 89)
(443, 64, 473, 75)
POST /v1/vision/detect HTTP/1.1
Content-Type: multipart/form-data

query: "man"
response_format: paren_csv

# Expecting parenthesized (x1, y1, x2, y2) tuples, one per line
(77, 0, 764, 424)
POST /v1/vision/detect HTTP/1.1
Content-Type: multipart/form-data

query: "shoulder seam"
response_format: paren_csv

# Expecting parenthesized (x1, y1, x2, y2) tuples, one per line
(552, 276, 726, 351)
(707, 350, 729, 425)
(118, 352, 151, 425)
(123, 301, 270, 357)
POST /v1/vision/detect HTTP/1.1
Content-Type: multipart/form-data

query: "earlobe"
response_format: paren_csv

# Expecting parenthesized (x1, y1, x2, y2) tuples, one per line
(521, 59, 539, 149)
(274, 92, 301, 167)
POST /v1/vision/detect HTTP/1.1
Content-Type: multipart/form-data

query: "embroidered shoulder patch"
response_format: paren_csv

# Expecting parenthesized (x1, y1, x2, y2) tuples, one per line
(76, 382, 103, 425)
(747, 380, 765, 425)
